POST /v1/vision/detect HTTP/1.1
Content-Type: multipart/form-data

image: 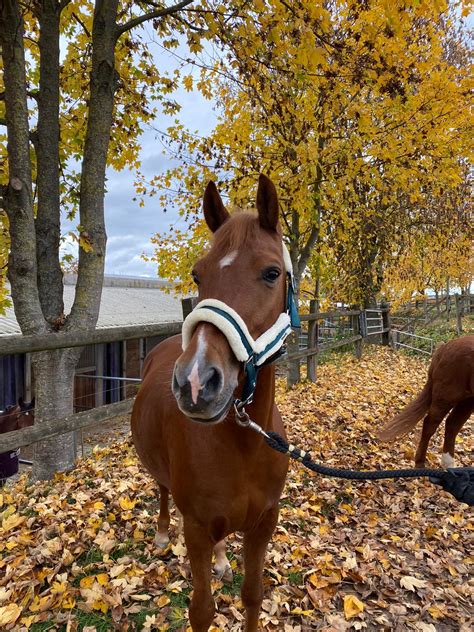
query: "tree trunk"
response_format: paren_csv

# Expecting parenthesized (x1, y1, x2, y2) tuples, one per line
(31, 348, 81, 480)
(2, 0, 192, 480)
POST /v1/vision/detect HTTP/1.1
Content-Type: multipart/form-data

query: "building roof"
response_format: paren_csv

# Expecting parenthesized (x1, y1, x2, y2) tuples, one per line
(0, 276, 184, 337)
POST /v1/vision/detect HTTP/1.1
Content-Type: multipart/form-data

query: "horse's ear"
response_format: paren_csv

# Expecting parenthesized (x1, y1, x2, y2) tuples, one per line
(256, 174, 279, 231)
(203, 181, 230, 233)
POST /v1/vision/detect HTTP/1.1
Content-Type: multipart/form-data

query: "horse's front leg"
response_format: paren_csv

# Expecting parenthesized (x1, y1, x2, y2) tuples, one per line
(241, 505, 279, 632)
(183, 518, 215, 632)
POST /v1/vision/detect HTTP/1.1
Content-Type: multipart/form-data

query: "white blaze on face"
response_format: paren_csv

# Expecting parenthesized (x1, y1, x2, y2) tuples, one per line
(219, 250, 238, 269)
(189, 328, 207, 404)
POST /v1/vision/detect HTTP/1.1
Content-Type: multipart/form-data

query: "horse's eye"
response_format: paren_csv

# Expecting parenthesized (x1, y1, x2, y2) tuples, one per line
(262, 268, 281, 283)
(191, 271, 200, 285)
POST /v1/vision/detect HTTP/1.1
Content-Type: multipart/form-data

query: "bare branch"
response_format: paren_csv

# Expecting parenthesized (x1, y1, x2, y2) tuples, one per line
(116, 0, 194, 38)
(36, 0, 64, 323)
(72, 11, 91, 38)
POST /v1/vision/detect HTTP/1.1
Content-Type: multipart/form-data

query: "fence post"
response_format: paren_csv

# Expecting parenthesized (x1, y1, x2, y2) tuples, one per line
(381, 300, 390, 345)
(181, 297, 197, 319)
(445, 280, 450, 320)
(352, 309, 362, 359)
(307, 299, 318, 382)
(455, 294, 462, 335)
(286, 332, 301, 388)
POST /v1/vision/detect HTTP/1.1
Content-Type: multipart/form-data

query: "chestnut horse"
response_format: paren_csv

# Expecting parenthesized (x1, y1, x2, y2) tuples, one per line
(0, 398, 35, 482)
(132, 176, 291, 631)
(379, 335, 474, 467)
(0, 398, 35, 433)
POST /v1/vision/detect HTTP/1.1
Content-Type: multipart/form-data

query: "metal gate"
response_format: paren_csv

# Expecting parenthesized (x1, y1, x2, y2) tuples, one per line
(364, 308, 384, 336)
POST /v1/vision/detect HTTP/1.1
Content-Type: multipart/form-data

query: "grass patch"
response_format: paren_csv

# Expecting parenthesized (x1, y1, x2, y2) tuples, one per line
(168, 587, 191, 608)
(30, 623, 64, 632)
(222, 572, 244, 596)
(129, 607, 161, 630)
(75, 609, 113, 632)
(287, 571, 304, 586)
(76, 546, 103, 566)
(110, 540, 145, 562)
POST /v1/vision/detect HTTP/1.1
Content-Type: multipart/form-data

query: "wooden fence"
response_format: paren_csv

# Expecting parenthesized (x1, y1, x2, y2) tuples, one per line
(0, 297, 451, 455)
(391, 292, 473, 333)
(0, 321, 181, 455)
(285, 303, 390, 382)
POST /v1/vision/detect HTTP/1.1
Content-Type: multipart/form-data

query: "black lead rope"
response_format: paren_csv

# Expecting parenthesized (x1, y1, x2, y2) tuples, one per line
(233, 402, 474, 506)
(264, 430, 474, 506)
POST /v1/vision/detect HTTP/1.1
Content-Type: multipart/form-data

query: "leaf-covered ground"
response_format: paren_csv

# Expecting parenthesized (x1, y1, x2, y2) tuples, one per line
(1, 347, 472, 631)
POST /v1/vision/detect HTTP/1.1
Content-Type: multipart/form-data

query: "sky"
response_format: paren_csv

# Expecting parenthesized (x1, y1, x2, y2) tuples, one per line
(61, 39, 218, 279)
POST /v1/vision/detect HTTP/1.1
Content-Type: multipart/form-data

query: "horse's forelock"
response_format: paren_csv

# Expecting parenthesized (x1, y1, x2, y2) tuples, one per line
(211, 211, 280, 256)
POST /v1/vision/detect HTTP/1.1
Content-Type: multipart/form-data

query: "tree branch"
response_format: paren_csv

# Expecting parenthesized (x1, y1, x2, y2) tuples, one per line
(0, 0, 46, 335)
(72, 11, 91, 38)
(35, 0, 65, 324)
(68, 0, 120, 330)
(116, 0, 194, 38)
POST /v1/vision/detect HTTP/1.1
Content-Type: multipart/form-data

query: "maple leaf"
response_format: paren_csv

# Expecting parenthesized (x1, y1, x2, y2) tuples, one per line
(343, 594, 365, 619)
(0, 603, 22, 626)
(400, 576, 428, 592)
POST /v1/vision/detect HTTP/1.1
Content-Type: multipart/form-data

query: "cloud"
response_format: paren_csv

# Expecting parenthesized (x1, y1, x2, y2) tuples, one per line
(60, 37, 217, 279)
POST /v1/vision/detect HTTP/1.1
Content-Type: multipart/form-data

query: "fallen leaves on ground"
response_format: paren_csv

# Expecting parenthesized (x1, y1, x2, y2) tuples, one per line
(1, 347, 472, 631)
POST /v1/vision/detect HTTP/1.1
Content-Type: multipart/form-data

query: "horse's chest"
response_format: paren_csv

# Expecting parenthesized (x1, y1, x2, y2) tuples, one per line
(171, 442, 286, 532)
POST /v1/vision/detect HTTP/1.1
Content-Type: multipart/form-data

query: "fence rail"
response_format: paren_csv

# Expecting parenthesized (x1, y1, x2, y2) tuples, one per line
(0, 399, 134, 453)
(0, 321, 182, 355)
(391, 330, 435, 356)
(0, 294, 469, 456)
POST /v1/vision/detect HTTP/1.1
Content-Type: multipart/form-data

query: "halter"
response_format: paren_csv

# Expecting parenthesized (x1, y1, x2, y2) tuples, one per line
(181, 244, 300, 406)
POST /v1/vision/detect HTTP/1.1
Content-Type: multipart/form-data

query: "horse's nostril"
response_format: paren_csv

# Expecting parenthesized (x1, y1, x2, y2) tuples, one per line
(201, 366, 223, 401)
(208, 368, 221, 391)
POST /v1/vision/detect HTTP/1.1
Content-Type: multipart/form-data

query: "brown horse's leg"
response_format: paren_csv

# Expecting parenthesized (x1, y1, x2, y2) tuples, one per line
(154, 484, 170, 549)
(241, 505, 279, 632)
(441, 398, 474, 468)
(183, 519, 215, 632)
(415, 404, 450, 468)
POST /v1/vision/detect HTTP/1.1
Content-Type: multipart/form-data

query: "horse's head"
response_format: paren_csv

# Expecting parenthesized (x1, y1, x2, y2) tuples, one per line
(0, 398, 34, 433)
(172, 175, 289, 423)
(17, 397, 35, 429)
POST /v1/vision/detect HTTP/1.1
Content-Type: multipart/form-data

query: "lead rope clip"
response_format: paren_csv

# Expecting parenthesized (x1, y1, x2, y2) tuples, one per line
(233, 400, 270, 439)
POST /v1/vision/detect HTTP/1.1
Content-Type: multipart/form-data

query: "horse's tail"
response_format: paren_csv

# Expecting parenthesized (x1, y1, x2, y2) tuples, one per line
(378, 376, 432, 441)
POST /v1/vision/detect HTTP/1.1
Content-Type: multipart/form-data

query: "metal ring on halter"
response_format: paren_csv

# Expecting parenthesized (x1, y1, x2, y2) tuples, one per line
(234, 400, 251, 426)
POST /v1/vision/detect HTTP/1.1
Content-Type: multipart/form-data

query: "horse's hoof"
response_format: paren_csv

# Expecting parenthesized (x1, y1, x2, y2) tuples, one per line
(214, 563, 233, 585)
(441, 452, 455, 468)
(154, 531, 170, 550)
